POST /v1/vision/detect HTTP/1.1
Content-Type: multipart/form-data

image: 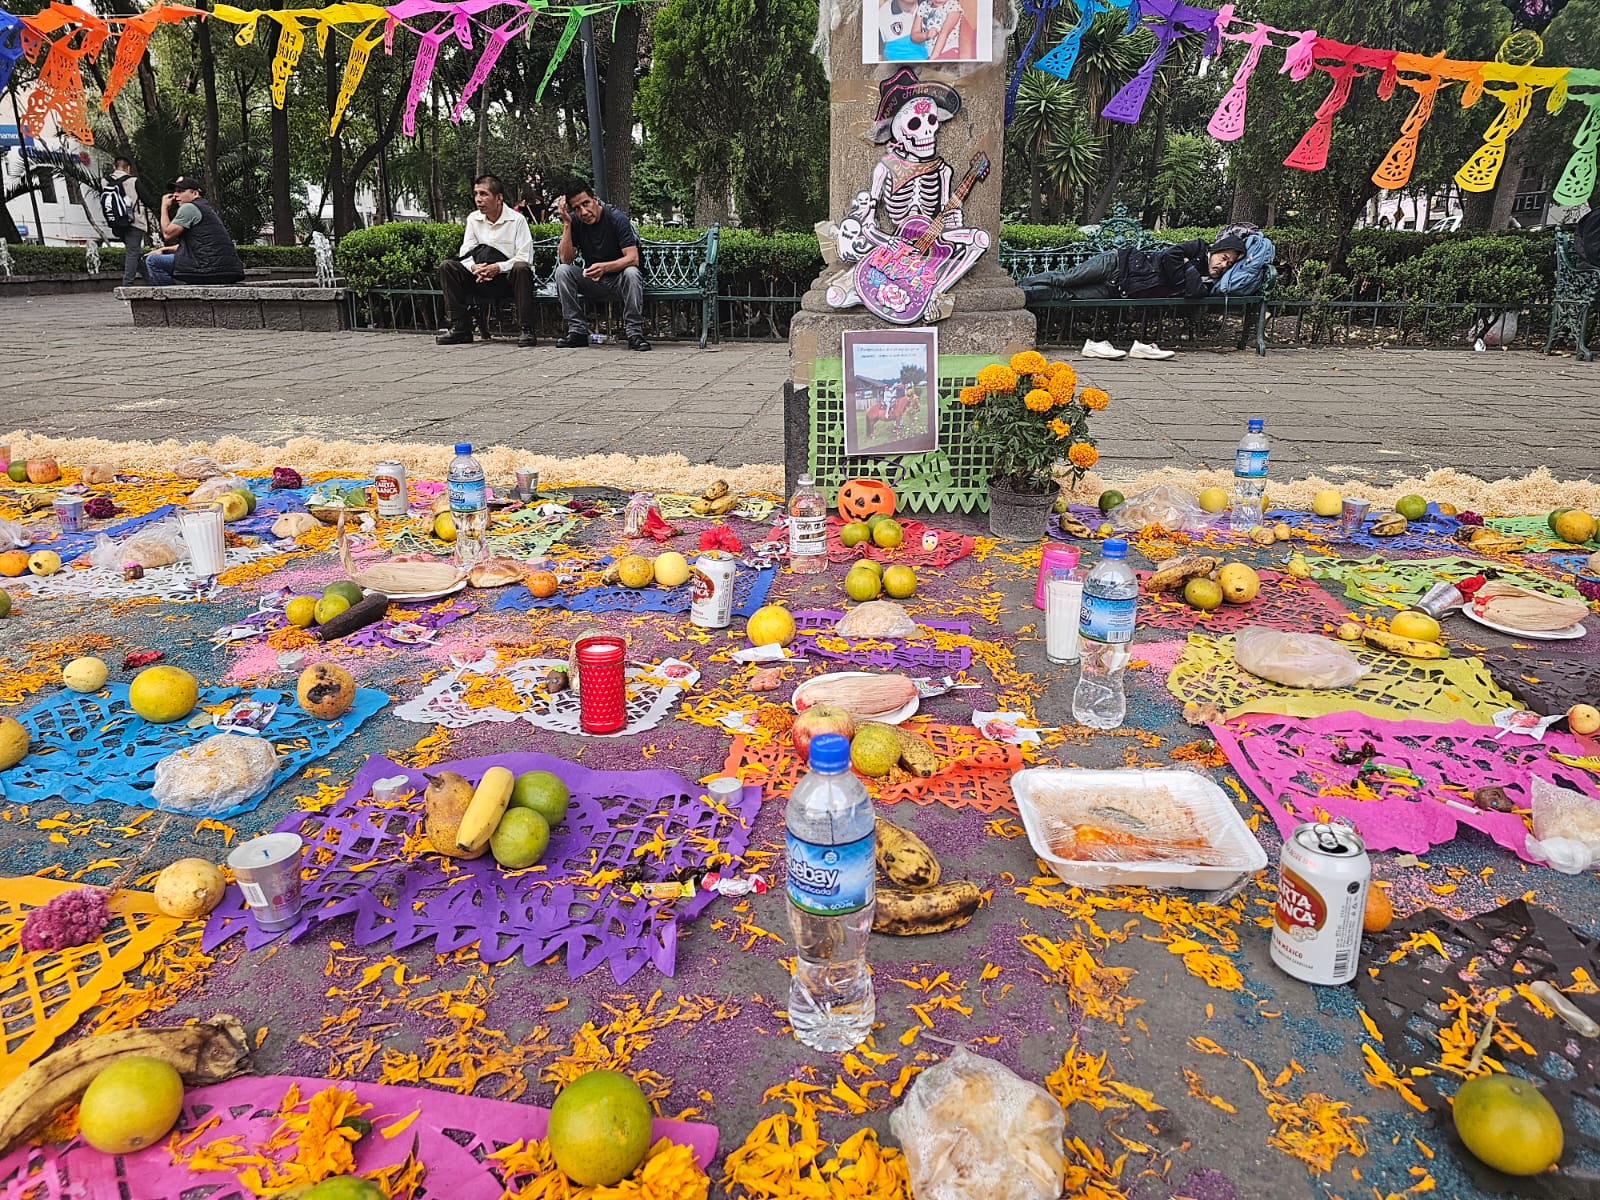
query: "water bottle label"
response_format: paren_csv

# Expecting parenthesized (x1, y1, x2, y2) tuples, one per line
(1234, 449, 1269, 478)
(448, 478, 486, 513)
(789, 516, 826, 557)
(1080, 593, 1136, 644)
(786, 831, 873, 915)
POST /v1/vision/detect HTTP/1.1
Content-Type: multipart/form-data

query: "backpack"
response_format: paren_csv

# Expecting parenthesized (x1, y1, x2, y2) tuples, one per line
(99, 176, 133, 230)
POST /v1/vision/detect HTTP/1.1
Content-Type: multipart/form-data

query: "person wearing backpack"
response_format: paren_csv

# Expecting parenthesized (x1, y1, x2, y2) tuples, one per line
(102, 155, 148, 285)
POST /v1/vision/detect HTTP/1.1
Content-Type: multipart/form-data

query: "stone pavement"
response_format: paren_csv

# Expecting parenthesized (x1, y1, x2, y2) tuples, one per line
(7, 293, 1600, 480)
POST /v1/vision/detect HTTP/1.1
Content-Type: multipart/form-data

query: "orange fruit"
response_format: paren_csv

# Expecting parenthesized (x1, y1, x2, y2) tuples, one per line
(78, 1056, 185, 1154)
(1452, 1073, 1563, 1176)
(527, 571, 559, 599)
(1363, 885, 1393, 933)
(0, 550, 28, 578)
(547, 1070, 653, 1186)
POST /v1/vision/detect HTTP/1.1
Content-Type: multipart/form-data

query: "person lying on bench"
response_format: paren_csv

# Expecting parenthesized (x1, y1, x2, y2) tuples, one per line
(553, 181, 651, 351)
(1019, 234, 1245, 360)
(437, 173, 537, 347)
(145, 176, 245, 287)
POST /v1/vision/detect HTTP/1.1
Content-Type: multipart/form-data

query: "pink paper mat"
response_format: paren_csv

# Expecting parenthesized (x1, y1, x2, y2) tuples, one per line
(1211, 711, 1600, 858)
(0, 1074, 717, 1199)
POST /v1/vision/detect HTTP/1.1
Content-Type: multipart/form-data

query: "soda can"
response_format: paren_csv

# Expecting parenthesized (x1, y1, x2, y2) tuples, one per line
(373, 460, 408, 516)
(1271, 821, 1370, 986)
(689, 553, 736, 629)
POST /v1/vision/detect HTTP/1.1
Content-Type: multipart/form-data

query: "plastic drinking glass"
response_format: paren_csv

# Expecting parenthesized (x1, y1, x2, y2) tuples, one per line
(227, 832, 305, 932)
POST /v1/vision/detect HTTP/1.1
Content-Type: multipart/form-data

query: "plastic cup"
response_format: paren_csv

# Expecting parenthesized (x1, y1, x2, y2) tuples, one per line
(53, 495, 85, 534)
(515, 470, 540, 501)
(1035, 544, 1080, 609)
(1339, 499, 1371, 539)
(178, 502, 226, 577)
(226, 832, 305, 931)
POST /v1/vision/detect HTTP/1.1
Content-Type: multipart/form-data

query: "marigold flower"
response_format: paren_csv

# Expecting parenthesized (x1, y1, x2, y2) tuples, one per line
(1032, 373, 1051, 391)
(1009, 349, 1048, 374)
(958, 385, 985, 407)
(976, 363, 1017, 393)
(1024, 388, 1053, 413)
(1047, 375, 1076, 404)
(1049, 417, 1073, 439)
(1047, 360, 1075, 382)
(1080, 387, 1110, 411)
(1068, 442, 1099, 468)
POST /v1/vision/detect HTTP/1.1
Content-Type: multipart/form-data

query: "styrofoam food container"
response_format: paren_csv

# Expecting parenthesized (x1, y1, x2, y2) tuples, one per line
(1012, 767, 1268, 890)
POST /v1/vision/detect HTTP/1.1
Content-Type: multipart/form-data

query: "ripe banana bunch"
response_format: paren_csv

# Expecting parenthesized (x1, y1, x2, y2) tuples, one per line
(1459, 526, 1527, 554)
(689, 479, 738, 517)
(0, 1016, 254, 1156)
(1362, 628, 1449, 659)
(1145, 554, 1221, 593)
(1369, 513, 1409, 537)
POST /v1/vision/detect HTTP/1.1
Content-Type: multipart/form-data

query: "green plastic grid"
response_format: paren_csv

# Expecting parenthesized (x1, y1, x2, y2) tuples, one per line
(808, 354, 1001, 515)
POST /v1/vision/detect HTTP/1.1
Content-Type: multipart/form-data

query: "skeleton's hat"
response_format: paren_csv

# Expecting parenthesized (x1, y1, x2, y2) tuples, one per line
(871, 67, 961, 144)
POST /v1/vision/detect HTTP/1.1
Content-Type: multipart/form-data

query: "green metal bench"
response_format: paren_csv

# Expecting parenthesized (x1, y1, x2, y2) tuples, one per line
(349, 227, 720, 347)
(999, 206, 1274, 356)
(1545, 229, 1597, 362)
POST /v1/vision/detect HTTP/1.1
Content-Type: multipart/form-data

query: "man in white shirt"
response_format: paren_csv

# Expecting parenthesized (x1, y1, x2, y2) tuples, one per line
(437, 173, 537, 346)
(105, 154, 149, 285)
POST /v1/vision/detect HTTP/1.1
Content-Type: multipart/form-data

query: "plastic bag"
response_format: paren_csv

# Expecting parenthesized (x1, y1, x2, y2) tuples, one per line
(1110, 485, 1209, 533)
(889, 1047, 1064, 1200)
(88, 518, 188, 570)
(174, 455, 227, 480)
(189, 475, 251, 504)
(1525, 776, 1600, 874)
(0, 519, 29, 551)
(835, 600, 919, 639)
(151, 733, 279, 816)
(1234, 626, 1368, 689)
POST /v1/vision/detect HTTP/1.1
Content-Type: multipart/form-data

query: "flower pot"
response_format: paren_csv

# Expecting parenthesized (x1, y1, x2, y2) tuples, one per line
(987, 480, 1059, 542)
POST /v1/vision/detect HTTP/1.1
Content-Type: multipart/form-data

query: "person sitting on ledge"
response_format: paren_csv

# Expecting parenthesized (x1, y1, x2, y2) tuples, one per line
(437, 173, 537, 347)
(553, 181, 650, 351)
(144, 176, 245, 287)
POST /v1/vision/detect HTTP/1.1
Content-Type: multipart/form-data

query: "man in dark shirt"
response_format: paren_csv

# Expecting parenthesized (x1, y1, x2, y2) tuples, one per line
(553, 181, 650, 351)
(144, 176, 245, 287)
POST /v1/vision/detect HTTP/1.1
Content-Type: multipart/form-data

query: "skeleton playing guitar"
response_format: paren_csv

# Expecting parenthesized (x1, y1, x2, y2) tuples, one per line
(855, 152, 991, 325)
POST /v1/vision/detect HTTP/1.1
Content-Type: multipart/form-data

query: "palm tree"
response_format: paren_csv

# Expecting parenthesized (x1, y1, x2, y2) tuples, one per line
(1044, 122, 1104, 220)
(1052, 8, 1148, 221)
(1009, 70, 1080, 223)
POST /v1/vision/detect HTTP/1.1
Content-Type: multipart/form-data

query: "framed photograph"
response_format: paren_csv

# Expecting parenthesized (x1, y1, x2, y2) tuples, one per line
(843, 329, 939, 457)
(862, 0, 994, 64)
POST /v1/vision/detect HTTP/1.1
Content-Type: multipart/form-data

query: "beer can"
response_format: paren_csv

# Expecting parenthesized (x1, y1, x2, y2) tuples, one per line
(689, 553, 736, 629)
(1271, 821, 1370, 986)
(373, 460, 408, 516)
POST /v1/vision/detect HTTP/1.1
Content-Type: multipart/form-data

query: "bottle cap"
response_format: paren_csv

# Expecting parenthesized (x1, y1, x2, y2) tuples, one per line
(1247, 419, 1264, 432)
(455, 442, 472, 455)
(797, 473, 814, 486)
(807, 733, 850, 773)
(1101, 538, 1128, 559)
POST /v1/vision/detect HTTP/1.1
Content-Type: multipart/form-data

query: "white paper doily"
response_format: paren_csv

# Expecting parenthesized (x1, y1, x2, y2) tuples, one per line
(394, 654, 683, 737)
(3, 542, 284, 603)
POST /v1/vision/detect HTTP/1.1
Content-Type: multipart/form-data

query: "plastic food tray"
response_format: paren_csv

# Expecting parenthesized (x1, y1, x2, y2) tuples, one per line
(1011, 767, 1268, 891)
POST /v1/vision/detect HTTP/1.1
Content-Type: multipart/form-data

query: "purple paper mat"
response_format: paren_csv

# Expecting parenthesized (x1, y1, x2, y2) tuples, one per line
(202, 751, 762, 984)
(788, 609, 972, 671)
(494, 562, 776, 619)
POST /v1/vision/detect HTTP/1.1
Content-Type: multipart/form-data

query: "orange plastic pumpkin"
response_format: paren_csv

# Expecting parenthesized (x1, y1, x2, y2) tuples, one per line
(26, 458, 61, 485)
(836, 479, 895, 522)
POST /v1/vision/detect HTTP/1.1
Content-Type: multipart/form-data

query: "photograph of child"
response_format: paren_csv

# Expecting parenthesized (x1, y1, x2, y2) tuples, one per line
(863, 0, 991, 64)
(843, 330, 940, 457)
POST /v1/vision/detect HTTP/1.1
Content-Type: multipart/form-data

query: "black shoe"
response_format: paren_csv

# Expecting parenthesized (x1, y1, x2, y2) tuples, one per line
(627, 334, 652, 352)
(436, 326, 473, 345)
(555, 332, 589, 348)
(518, 328, 538, 348)
(475, 310, 493, 340)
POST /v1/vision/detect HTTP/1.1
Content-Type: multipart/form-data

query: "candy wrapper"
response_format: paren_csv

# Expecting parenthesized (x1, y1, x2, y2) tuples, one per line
(973, 711, 1044, 745)
(1492, 708, 1565, 742)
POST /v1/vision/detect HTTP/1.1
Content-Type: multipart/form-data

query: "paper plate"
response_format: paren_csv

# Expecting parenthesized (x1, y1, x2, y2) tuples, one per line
(792, 671, 919, 725)
(366, 579, 468, 604)
(1461, 608, 1587, 641)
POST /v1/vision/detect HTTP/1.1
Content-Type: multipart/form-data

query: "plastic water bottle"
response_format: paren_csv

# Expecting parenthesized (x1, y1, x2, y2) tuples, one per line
(785, 733, 875, 1052)
(787, 473, 828, 574)
(1071, 538, 1137, 730)
(1230, 418, 1270, 532)
(446, 442, 488, 568)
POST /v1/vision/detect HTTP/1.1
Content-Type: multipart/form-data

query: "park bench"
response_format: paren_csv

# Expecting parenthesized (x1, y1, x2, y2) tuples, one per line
(353, 227, 720, 348)
(1544, 229, 1597, 362)
(999, 205, 1274, 356)
(113, 278, 347, 331)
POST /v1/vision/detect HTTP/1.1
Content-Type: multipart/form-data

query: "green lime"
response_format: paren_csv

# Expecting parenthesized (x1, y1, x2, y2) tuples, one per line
(313, 594, 351, 626)
(5, 462, 26, 483)
(233, 487, 258, 515)
(510, 770, 571, 826)
(322, 580, 364, 607)
(1395, 494, 1427, 521)
(865, 513, 892, 532)
(490, 807, 550, 869)
(1098, 490, 1125, 514)
(839, 521, 870, 547)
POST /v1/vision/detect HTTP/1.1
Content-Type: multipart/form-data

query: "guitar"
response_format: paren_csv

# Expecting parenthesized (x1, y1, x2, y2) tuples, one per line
(855, 152, 991, 325)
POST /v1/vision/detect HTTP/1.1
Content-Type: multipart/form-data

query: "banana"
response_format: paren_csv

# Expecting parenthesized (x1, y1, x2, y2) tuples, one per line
(689, 498, 713, 517)
(1370, 513, 1409, 537)
(1363, 629, 1449, 659)
(454, 766, 515, 856)
(1465, 529, 1527, 554)
(600, 562, 622, 585)
(0, 1016, 253, 1157)
(703, 480, 729, 501)
(872, 881, 982, 935)
(875, 817, 941, 890)
(707, 494, 739, 516)
(1056, 515, 1094, 538)
(1145, 554, 1221, 593)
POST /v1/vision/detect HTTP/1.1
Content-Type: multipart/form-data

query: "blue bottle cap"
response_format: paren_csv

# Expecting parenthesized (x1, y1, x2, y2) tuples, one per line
(1247, 419, 1264, 432)
(454, 442, 472, 455)
(1102, 538, 1128, 558)
(807, 733, 850, 773)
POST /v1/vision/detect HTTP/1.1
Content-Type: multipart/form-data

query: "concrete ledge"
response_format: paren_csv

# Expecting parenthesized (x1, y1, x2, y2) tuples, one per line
(114, 281, 348, 331)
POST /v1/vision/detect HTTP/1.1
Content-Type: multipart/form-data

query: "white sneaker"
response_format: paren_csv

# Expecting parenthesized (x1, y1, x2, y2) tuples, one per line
(1081, 338, 1126, 359)
(1128, 340, 1176, 360)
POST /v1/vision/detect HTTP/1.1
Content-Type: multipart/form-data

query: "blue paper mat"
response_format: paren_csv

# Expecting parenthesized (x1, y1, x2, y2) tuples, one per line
(0, 683, 387, 817)
(495, 563, 777, 619)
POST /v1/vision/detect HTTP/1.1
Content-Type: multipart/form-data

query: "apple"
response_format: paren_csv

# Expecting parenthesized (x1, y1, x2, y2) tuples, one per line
(792, 703, 855, 758)
(26, 458, 60, 484)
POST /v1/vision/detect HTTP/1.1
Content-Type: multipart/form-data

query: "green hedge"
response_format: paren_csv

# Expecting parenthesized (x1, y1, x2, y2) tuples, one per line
(3, 242, 311, 275)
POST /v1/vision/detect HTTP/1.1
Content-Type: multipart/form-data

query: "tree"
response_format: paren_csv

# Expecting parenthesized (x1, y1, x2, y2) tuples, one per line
(602, 4, 644, 213)
(1009, 70, 1081, 223)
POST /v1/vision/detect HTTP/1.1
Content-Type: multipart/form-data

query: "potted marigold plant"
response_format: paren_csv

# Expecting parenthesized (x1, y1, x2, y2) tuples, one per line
(960, 349, 1105, 541)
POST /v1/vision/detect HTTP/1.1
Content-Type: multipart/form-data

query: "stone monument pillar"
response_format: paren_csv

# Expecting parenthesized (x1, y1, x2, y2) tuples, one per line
(786, 0, 1036, 397)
